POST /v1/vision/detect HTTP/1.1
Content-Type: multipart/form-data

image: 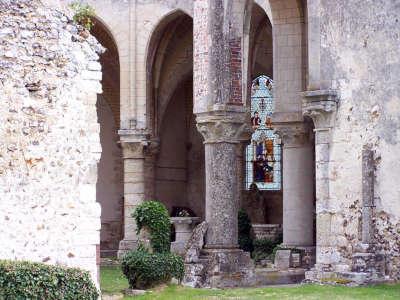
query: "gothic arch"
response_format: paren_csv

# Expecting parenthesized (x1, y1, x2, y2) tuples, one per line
(146, 10, 193, 138)
(90, 17, 120, 126)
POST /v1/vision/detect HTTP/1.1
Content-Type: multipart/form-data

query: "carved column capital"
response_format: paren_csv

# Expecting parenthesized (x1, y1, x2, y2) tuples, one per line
(118, 131, 159, 159)
(196, 109, 252, 144)
(274, 122, 311, 147)
(302, 89, 339, 129)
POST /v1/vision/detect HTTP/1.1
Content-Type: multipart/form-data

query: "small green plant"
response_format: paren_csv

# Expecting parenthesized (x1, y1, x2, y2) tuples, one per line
(133, 200, 171, 253)
(238, 209, 254, 252)
(69, 1, 95, 30)
(252, 238, 277, 262)
(121, 246, 184, 289)
(252, 233, 283, 263)
(0, 260, 98, 299)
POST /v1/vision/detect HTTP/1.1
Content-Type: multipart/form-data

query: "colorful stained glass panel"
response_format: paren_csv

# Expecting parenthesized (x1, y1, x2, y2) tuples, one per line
(245, 75, 281, 191)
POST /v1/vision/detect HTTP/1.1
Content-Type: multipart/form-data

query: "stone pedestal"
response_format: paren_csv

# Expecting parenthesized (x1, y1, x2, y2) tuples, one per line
(252, 224, 282, 241)
(275, 250, 292, 270)
(184, 248, 255, 288)
(171, 217, 201, 255)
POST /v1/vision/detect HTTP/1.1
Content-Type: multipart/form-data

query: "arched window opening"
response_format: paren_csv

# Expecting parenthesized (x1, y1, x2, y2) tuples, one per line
(245, 75, 281, 191)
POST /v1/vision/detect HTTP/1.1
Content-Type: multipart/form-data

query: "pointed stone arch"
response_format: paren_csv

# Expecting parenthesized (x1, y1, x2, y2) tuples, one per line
(146, 10, 193, 138)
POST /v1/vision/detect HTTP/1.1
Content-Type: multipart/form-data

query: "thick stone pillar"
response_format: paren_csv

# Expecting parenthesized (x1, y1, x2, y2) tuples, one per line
(196, 110, 250, 249)
(185, 109, 255, 288)
(303, 89, 338, 272)
(117, 132, 158, 258)
(277, 123, 315, 248)
(186, 0, 255, 288)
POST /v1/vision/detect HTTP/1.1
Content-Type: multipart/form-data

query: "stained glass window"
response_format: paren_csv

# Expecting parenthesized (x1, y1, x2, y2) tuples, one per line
(245, 75, 281, 190)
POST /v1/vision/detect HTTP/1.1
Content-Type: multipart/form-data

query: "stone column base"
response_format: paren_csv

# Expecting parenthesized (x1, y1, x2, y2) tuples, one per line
(117, 239, 138, 259)
(183, 248, 255, 288)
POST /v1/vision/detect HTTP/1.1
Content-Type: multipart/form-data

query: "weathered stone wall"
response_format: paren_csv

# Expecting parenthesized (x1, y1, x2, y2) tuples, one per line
(320, 0, 400, 279)
(0, 0, 103, 282)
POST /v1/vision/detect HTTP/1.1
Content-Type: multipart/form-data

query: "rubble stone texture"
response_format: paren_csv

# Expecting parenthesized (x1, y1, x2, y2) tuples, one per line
(0, 0, 103, 283)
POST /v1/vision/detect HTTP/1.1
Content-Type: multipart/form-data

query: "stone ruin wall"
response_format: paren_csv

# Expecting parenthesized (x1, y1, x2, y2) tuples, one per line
(321, 0, 400, 279)
(0, 0, 103, 282)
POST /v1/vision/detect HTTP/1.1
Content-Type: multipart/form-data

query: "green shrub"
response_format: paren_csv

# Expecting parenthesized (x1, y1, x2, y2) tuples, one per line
(123, 200, 184, 289)
(252, 232, 283, 263)
(238, 209, 254, 252)
(252, 238, 278, 262)
(254, 238, 277, 253)
(121, 246, 184, 289)
(0, 260, 98, 300)
(133, 200, 171, 253)
(69, 2, 95, 30)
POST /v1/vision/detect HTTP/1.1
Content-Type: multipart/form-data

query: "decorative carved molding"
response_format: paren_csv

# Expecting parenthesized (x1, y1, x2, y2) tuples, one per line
(274, 122, 311, 147)
(118, 130, 159, 159)
(195, 110, 252, 144)
(302, 89, 339, 130)
(120, 141, 146, 159)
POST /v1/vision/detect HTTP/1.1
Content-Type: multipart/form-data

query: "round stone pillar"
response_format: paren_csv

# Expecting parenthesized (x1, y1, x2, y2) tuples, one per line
(204, 142, 239, 248)
(196, 110, 251, 249)
(278, 123, 315, 247)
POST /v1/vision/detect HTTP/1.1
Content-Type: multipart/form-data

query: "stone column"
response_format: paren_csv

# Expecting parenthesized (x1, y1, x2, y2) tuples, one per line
(184, 109, 255, 288)
(187, 0, 255, 288)
(277, 123, 315, 248)
(196, 109, 250, 249)
(117, 132, 157, 258)
(303, 89, 338, 271)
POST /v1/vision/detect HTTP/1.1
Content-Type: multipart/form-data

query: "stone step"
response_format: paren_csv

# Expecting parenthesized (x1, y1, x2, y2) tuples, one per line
(336, 271, 370, 285)
(255, 268, 306, 286)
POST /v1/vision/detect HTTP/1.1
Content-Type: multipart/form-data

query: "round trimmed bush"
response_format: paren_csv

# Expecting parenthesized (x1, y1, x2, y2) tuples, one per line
(0, 260, 98, 300)
(121, 246, 184, 289)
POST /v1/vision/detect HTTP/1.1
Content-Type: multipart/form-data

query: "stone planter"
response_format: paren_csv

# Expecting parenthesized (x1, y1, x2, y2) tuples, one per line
(252, 224, 282, 241)
(171, 217, 201, 255)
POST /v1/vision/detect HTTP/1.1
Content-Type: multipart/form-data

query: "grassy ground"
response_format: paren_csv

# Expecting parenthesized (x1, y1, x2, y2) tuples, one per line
(101, 266, 400, 300)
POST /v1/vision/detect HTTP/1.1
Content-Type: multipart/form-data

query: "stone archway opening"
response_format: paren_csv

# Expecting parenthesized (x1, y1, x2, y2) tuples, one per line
(147, 13, 204, 253)
(156, 77, 205, 220)
(243, 2, 283, 244)
(90, 19, 123, 258)
(246, 0, 317, 270)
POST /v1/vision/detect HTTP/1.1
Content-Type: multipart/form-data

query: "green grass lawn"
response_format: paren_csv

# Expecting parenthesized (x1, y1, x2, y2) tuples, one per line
(101, 266, 400, 300)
